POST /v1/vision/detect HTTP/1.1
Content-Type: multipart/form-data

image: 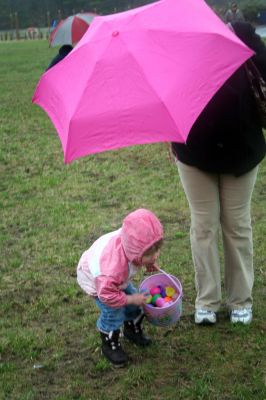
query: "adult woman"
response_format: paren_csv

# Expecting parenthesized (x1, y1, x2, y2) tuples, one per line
(172, 22, 266, 325)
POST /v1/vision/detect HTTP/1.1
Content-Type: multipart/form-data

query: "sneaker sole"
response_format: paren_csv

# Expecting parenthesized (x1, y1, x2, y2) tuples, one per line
(195, 318, 216, 325)
(230, 317, 252, 325)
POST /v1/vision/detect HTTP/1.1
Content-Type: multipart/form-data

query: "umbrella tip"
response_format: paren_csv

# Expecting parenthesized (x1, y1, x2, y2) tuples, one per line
(112, 31, 119, 37)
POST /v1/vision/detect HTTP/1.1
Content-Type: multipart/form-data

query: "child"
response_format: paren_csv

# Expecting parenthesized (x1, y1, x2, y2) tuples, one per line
(77, 208, 163, 367)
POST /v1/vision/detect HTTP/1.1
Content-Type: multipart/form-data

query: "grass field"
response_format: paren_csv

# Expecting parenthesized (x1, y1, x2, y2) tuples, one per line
(0, 40, 266, 400)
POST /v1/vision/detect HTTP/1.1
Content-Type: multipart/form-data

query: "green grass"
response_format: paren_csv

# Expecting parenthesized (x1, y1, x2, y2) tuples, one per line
(0, 40, 266, 400)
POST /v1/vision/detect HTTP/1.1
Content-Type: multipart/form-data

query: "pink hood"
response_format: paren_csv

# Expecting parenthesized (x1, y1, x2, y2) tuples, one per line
(121, 208, 163, 262)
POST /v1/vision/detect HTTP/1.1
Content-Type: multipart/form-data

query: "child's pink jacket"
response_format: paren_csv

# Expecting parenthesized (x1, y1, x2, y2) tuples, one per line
(77, 209, 163, 308)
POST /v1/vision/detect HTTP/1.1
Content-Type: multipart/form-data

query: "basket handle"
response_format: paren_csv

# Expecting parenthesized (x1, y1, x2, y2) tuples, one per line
(159, 268, 182, 295)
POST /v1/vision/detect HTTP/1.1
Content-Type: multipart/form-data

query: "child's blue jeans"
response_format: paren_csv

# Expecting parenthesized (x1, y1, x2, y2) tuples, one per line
(95, 282, 142, 333)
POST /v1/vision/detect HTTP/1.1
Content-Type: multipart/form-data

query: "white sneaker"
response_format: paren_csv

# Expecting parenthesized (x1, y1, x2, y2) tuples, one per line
(230, 308, 252, 325)
(195, 309, 217, 325)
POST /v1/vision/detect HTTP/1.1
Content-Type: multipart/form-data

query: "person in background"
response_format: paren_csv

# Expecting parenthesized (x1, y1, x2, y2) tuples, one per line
(224, 2, 245, 23)
(171, 21, 266, 326)
(77, 208, 163, 367)
(46, 44, 73, 70)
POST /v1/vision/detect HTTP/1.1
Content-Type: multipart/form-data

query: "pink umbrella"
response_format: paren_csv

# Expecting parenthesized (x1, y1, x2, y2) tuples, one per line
(49, 13, 97, 47)
(33, 0, 253, 164)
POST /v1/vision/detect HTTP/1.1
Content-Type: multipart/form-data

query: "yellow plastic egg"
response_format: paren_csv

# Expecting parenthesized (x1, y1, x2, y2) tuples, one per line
(165, 286, 175, 297)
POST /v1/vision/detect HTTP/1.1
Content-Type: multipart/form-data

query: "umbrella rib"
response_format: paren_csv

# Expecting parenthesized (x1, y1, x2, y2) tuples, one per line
(66, 29, 116, 159)
(69, 17, 128, 126)
(70, 37, 114, 122)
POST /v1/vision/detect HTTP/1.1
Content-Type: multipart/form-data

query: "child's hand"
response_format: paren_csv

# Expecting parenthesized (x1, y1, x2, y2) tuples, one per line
(127, 292, 149, 306)
(145, 262, 160, 273)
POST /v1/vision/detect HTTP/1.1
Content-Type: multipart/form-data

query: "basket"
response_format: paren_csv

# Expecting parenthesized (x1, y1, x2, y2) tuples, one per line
(139, 273, 182, 327)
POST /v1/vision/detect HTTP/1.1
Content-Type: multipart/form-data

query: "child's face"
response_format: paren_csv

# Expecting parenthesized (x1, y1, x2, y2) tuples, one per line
(141, 249, 160, 267)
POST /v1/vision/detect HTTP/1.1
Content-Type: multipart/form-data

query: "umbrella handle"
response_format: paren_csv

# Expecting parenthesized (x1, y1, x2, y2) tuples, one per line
(159, 268, 182, 295)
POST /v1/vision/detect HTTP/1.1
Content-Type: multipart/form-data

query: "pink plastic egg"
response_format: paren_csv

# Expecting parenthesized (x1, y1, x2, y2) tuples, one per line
(150, 286, 161, 296)
(155, 297, 165, 307)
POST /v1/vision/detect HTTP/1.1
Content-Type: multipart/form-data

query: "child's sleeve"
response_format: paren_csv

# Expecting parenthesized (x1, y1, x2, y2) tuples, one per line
(95, 275, 128, 308)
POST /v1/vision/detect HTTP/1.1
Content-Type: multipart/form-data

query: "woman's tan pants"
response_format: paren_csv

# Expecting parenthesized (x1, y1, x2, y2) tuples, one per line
(177, 161, 258, 311)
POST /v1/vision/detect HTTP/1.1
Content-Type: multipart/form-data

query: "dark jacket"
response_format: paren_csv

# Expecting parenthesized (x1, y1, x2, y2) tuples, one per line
(172, 22, 266, 176)
(46, 45, 73, 70)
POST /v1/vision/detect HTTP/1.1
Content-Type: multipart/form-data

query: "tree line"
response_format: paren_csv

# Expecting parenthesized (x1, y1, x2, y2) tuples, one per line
(0, 0, 265, 31)
(0, 0, 154, 30)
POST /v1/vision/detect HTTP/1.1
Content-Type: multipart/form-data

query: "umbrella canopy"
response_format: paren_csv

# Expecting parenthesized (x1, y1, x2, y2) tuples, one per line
(49, 12, 97, 47)
(33, 0, 253, 164)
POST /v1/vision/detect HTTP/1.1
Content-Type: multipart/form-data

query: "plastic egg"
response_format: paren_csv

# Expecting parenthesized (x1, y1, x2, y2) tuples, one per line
(165, 286, 175, 297)
(146, 295, 152, 304)
(151, 294, 161, 305)
(155, 297, 165, 307)
(164, 296, 172, 303)
(150, 286, 161, 296)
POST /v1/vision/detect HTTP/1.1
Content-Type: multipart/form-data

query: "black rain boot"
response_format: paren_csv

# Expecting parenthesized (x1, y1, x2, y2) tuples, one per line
(124, 314, 152, 347)
(100, 330, 128, 367)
